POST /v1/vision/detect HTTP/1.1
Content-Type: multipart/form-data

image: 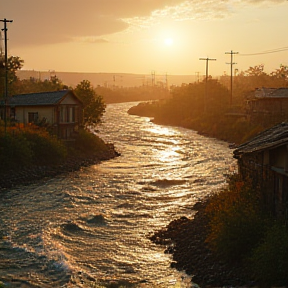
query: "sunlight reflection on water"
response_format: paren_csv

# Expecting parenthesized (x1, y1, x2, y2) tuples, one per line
(0, 102, 236, 287)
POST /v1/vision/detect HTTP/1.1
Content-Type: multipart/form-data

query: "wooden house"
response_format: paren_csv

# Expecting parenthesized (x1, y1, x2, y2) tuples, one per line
(247, 87, 288, 126)
(233, 122, 288, 217)
(8, 90, 83, 139)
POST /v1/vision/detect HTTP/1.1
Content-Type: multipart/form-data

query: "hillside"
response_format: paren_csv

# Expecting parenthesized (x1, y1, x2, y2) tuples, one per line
(17, 70, 198, 88)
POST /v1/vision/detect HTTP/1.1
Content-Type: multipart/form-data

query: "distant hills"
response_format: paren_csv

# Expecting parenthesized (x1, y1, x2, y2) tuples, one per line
(17, 70, 198, 88)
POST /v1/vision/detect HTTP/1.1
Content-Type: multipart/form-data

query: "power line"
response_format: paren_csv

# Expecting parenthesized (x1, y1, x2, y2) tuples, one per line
(239, 46, 288, 56)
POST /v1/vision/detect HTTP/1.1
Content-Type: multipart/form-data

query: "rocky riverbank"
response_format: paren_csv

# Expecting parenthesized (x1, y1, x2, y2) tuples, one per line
(150, 197, 254, 288)
(0, 143, 120, 190)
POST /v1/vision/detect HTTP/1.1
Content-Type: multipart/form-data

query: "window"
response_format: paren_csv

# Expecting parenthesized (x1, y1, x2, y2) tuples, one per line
(60, 106, 76, 123)
(71, 107, 75, 122)
(60, 106, 65, 123)
(28, 112, 38, 123)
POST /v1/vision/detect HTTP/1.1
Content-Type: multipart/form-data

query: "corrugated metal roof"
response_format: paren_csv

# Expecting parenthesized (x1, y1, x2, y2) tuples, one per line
(233, 122, 288, 158)
(9, 90, 71, 106)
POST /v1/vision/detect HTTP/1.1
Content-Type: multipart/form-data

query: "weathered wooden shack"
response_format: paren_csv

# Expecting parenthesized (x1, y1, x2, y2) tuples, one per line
(247, 87, 288, 126)
(234, 122, 288, 217)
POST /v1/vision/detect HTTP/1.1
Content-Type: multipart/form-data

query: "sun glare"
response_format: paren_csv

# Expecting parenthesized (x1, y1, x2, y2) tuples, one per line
(164, 38, 174, 46)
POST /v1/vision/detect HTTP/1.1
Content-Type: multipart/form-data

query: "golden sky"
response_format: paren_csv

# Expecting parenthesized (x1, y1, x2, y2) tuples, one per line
(1, 0, 288, 76)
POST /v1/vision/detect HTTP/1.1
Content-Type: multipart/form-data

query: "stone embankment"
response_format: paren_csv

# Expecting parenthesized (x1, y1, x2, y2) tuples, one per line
(150, 197, 253, 288)
(0, 143, 120, 190)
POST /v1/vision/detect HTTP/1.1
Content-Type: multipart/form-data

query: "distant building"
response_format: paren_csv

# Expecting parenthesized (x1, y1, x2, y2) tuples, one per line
(6, 90, 83, 139)
(234, 122, 288, 217)
(247, 87, 288, 126)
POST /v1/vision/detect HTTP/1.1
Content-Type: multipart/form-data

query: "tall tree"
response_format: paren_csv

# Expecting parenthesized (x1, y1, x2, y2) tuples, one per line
(245, 64, 266, 77)
(0, 55, 24, 96)
(74, 80, 106, 127)
(270, 64, 288, 82)
(7, 56, 24, 84)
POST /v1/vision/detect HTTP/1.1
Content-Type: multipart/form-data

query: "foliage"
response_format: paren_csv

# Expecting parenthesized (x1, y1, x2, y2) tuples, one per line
(0, 128, 33, 171)
(127, 101, 160, 117)
(22, 125, 67, 165)
(0, 125, 67, 171)
(249, 222, 288, 286)
(204, 174, 288, 285)
(153, 79, 230, 126)
(74, 80, 106, 127)
(0, 55, 24, 96)
(96, 85, 170, 104)
(73, 128, 107, 154)
(205, 175, 267, 262)
(128, 64, 288, 145)
(12, 74, 68, 95)
(270, 64, 288, 81)
(7, 56, 24, 84)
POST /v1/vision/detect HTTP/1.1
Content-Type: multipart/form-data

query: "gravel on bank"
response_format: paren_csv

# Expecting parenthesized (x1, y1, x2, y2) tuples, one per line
(0, 143, 120, 190)
(150, 197, 254, 288)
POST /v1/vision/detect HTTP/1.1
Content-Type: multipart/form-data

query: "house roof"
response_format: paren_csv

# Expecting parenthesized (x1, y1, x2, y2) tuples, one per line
(254, 87, 288, 99)
(9, 90, 78, 106)
(233, 122, 288, 158)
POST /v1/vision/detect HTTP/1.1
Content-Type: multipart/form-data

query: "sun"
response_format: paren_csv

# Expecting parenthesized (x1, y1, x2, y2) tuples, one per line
(164, 37, 174, 46)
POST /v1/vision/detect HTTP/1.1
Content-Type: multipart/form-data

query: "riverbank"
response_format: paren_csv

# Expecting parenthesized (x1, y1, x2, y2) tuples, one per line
(150, 196, 253, 287)
(128, 101, 263, 146)
(0, 143, 120, 190)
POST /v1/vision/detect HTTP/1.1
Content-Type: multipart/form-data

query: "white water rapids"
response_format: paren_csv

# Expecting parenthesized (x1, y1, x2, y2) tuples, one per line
(0, 102, 236, 287)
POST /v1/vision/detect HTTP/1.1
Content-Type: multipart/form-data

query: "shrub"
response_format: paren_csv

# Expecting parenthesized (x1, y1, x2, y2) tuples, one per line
(205, 175, 267, 262)
(74, 128, 107, 153)
(21, 126, 67, 165)
(249, 222, 288, 286)
(0, 131, 33, 171)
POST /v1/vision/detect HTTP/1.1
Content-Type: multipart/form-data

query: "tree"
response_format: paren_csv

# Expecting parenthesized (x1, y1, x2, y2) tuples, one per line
(13, 75, 68, 95)
(245, 64, 266, 77)
(7, 56, 24, 84)
(0, 55, 24, 96)
(270, 64, 288, 83)
(74, 80, 106, 127)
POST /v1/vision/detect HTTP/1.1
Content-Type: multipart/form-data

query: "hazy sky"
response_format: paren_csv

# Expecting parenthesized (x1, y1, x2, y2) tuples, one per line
(1, 0, 288, 76)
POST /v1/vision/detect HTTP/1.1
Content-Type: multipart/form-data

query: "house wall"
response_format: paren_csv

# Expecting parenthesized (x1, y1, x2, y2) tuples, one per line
(60, 93, 81, 105)
(248, 98, 288, 126)
(239, 146, 288, 217)
(270, 146, 287, 169)
(15, 106, 55, 125)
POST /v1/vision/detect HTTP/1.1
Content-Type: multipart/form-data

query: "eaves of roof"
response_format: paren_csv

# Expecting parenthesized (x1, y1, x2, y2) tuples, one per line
(9, 90, 71, 106)
(233, 122, 288, 158)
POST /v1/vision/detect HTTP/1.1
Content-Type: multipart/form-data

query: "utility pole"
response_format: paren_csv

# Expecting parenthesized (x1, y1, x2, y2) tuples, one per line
(0, 18, 13, 133)
(199, 57, 216, 112)
(225, 50, 238, 107)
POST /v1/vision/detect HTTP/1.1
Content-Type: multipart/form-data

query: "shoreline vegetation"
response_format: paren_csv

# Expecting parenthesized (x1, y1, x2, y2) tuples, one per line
(3, 61, 288, 287)
(150, 197, 250, 287)
(128, 100, 261, 146)
(0, 126, 119, 190)
(128, 99, 288, 286)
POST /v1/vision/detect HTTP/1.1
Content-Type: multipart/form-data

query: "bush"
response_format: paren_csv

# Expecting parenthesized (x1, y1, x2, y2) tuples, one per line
(22, 126, 67, 165)
(249, 222, 288, 286)
(0, 125, 68, 166)
(205, 175, 267, 262)
(0, 131, 33, 171)
(74, 128, 107, 153)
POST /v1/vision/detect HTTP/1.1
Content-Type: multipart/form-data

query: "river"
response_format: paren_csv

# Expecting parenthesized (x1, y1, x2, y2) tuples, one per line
(0, 102, 236, 288)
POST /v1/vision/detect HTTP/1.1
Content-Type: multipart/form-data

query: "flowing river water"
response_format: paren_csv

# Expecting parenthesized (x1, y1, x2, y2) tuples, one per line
(0, 102, 236, 288)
